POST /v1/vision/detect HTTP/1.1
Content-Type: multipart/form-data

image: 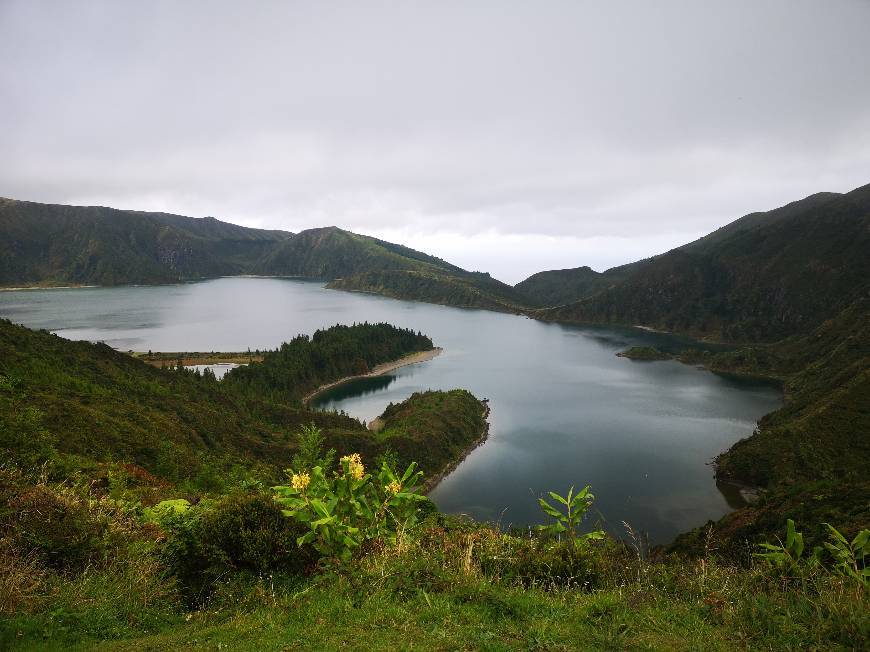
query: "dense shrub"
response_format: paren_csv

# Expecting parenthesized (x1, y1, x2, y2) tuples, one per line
(0, 480, 138, 572)
(162, 492, 315, 603)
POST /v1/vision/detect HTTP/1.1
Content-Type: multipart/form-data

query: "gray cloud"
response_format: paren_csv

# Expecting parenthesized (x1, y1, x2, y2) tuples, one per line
(2, 1, 869, 282)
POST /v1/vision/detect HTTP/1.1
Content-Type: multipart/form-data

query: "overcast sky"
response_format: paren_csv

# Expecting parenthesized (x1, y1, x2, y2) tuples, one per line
(2, 1, 869, 283)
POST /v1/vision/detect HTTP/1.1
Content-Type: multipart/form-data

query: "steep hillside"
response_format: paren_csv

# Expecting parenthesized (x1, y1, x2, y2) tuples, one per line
(514, 265, 632, 307)
(533, 184, 870, 342)
(2, 322, 864, 650)
(667, 296, 870, 552)
(0, 198, 291, 287)
(255, 227, 530, 310)
(0, 198, 527, 312)
(252, 226, 458, 279)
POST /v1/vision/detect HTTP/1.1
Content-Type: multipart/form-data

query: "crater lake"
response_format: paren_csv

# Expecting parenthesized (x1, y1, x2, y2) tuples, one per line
(0, 277, 781, 543)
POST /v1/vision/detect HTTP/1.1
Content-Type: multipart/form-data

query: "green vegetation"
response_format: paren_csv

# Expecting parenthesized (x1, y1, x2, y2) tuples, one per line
(0, 319, 478, 494)
(222, 322, 433, 405)
(275, 453, 428, 564)
(668, 296, 869, 554)
(533, 184, 870, 343)
(0, 200, 525, 312)
(616, 345, 672, 361)
(535, 485, 605, 545)
(0, 318, 866, 649)
(329, 268, 527, 313)
(343, 389, 489, 483)
(0, 198, 291, 286)
(2, 467, 866, 650)
(251, 226, 463, 279)
(514, 265, 630, 308)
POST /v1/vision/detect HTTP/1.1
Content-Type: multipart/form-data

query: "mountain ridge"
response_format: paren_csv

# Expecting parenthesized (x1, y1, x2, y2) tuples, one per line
(529, 183, 870, 342)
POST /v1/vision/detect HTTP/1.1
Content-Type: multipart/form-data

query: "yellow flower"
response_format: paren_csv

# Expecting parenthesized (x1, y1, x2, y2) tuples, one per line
(290, 472, 310, 491)
(386, 480, 402, 495)
(341, 453, 365, 480)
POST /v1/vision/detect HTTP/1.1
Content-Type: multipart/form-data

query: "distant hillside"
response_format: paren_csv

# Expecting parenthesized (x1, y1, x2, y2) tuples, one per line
(0, 198, 527, 312)
(514, 265, 632, 307)
(532, 184, 870, 342)
(0, 198, 292, 287)
(255, 226, 529, 310)
(252, 226, 462, 279)
(329, 269, 528, 312)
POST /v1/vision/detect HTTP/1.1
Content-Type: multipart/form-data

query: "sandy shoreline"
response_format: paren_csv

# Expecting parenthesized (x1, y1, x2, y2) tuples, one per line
(302, 347, 443, 404)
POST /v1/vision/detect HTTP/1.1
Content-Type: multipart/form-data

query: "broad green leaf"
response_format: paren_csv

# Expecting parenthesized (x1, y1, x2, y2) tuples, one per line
(793, 531, 804, 558)
(786, 519, 796, 548)
(851, 529, 869, 550)
(824, 523, 849, 545)
(538, 498, 564, 519)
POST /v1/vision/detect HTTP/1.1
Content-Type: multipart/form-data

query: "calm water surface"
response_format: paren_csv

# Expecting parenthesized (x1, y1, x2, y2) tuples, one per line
(0, 278, 781, 543)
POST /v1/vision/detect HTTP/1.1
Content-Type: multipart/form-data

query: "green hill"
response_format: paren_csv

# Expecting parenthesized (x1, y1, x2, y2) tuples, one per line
(665, 296, 870, 552)
(531, 184, 870, 342)
(251, 226, 462, 279)
(328, 268, 528, 312)
(223, 322, 433, 405)
(0, 198, 292, 287)
(0, 320, 481, 492)
(514, 265, 632, 307)
(0, 198, 528, 311)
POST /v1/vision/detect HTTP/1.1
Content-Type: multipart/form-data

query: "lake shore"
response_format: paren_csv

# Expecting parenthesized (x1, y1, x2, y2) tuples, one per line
(423, 400, 491, 494)
(132, 351, 264, 367)
(303, 347, 443, 404)
(0, 284, 100, 291)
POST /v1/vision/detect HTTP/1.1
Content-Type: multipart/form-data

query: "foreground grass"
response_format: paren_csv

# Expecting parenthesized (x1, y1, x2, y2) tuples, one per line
(3, 519, 866, 651)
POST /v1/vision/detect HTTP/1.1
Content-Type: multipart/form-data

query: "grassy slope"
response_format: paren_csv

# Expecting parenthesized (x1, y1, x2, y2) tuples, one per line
(4, 513, 865, 651)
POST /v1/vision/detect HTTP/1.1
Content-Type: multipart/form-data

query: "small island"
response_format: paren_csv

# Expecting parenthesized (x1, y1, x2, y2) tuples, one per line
(616, 345, 672, 361)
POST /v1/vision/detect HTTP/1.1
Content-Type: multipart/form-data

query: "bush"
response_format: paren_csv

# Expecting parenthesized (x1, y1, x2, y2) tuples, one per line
(162, 492, 315, 603)
(0, 482, 135, 572)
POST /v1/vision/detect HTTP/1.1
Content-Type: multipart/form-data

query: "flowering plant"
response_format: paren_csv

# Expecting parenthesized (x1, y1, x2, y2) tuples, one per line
(274, 453, 427, 564)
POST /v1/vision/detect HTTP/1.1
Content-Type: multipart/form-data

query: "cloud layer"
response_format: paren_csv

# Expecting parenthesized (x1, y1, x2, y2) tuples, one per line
(2, 1, 869, 282)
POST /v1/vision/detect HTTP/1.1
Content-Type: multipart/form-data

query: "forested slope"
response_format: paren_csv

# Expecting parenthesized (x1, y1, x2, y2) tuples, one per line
(532, 184, 870, 342)
(0, 198, 291, 286)
(222, 322, 433, 405)
(0, 320, 479, 493)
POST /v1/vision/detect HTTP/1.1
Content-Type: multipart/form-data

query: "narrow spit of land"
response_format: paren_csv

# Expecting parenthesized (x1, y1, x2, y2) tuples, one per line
(302, 347, 443, 404)
(131, 351, 265, 368)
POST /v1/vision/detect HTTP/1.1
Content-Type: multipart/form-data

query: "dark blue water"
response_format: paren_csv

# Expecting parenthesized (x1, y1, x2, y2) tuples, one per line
(0, 277, 781, 543)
